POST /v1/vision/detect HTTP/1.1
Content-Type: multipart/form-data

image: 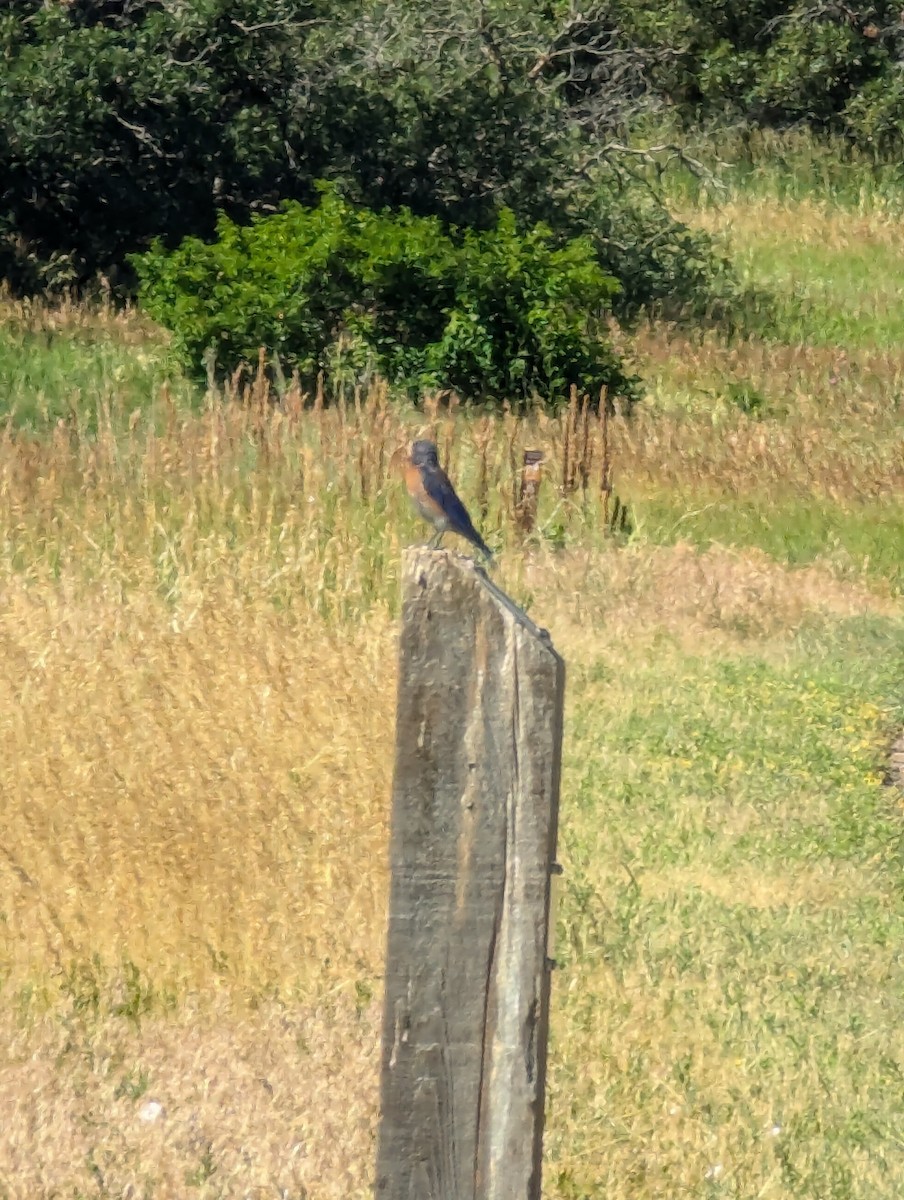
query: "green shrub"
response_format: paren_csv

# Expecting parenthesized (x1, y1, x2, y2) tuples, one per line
(0, 0, 726, 320)
(630, 1, 904, 149)
(0, 0, 333, 291)
(133, 191, 636, 405)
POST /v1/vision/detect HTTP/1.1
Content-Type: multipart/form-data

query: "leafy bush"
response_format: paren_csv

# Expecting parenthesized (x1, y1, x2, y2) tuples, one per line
(628, 1, 904, 148)
(0, 0, 333, 291)
(133, 191, 636, 405)
(0, 0, 725, 320)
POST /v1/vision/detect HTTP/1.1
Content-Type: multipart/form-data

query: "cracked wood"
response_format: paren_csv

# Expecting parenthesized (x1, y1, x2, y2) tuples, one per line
(376, 548, 565, 1200)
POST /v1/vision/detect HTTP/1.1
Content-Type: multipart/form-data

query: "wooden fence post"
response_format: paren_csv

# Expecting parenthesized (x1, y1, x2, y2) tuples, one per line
(376, 547, 565, 1200)
(516, 450, 544, 535)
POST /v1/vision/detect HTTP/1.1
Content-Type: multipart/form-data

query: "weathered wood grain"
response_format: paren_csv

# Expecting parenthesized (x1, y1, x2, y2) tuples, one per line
(376, 548, 565, 1200)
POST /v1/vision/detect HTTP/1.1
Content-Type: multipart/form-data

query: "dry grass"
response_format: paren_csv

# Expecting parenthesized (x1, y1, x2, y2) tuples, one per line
(0, 574, 393, 999)
(0, 288, 159, 342)
(1, 188, 904, 1195)
(0, 524, 899, 1195)
(1, 371, 892, 999)
(687, 195, 904, 250)
(0, 998, 379, 1198)
(0, 373, 900, 1193)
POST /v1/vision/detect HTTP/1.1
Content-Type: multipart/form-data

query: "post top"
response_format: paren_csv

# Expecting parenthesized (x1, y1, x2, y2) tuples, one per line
(402, 546, 563, 667)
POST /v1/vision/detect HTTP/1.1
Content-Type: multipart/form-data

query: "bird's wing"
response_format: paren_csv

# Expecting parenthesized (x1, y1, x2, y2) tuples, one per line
(421, 465, 478, 536)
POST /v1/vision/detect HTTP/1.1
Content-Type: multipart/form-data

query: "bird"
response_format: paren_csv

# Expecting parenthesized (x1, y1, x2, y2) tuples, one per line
(404, 440, 493, 562)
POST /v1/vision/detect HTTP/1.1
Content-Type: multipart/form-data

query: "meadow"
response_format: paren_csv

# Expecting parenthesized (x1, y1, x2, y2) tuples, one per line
(0, 161, 903, 1197)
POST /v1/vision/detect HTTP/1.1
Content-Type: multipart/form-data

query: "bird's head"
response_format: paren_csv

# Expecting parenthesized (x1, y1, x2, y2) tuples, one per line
(409, 440, 440, 468)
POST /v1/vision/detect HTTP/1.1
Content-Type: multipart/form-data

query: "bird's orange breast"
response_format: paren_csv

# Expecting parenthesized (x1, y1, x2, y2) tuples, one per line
(404, 461, 447, 526)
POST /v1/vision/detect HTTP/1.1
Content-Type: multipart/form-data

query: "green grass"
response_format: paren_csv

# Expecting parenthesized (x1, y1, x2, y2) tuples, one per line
(550, 612, 904, 1198)
(669, 126, 904, 212)
(0, 305, 193, 430)
(623, 492, 904, 594)
(664, 128, 904, 350)
(729, 235, 904, 351)
(1, 140, 904, 1194)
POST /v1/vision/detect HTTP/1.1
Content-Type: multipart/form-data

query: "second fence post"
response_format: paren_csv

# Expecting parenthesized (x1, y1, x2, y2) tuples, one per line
(376, 547, 565, 1200)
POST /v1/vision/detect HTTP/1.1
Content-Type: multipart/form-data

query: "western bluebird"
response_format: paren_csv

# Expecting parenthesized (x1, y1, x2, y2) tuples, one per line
(405, 440, 493, 561)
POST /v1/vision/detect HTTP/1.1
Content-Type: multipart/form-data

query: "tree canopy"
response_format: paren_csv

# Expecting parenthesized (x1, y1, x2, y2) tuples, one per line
(4, 2, 899, 312)
(0, 0, 718, 315)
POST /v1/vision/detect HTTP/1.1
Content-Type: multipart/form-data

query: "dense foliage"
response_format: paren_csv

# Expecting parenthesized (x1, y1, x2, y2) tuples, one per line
(0, 0, 718, 317)
(612, 1, 904, 149)
(6, 0, 902, 333)
(0, 0, 331, 291)
(134, 191, 635, 405)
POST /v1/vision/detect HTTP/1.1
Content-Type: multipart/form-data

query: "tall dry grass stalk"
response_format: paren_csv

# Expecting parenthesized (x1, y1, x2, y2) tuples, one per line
(2, 193, 904, 1195)
(1, 361, 897, 998)
(1, 346, 902, 1196)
